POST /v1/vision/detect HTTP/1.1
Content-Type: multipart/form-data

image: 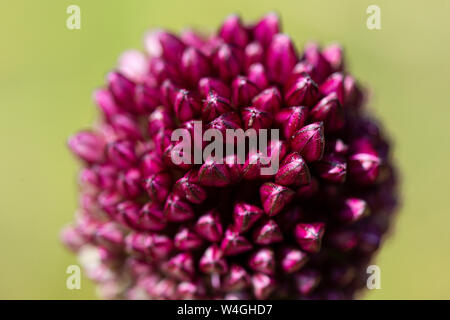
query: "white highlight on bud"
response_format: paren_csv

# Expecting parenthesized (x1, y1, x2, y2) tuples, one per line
(66, 265, 81, 290)
(66, 5, 81, 30)
(366, 264, 381, 289)
(366, 5, 381, 30)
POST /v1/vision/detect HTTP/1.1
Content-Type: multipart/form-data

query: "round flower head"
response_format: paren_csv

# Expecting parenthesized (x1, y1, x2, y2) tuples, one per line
(63, 13, 398, 300)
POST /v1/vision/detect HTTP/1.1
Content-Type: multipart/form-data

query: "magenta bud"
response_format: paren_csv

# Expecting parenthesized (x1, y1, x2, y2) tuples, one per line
(275, 152, 310, 186)
(127, 232, 173, 261)
(252, 273, 275, 300)
(143, 172, 172, 203)
(68, 131, 106, 163)
(266, 34, 298, 84)
(160, 79, 180, 109)
(290, 122, 325, 162)
(231, 76, 259, 108)
(107, 72, 136, 107)
(195, 210, 223, 242)
(304, 43, 332, 83)
(174, 89, 202, 122)
(163, 194, 194, 222)
(212, 43, 243, 81)
(164, 252, 194, 281)
(253, 12, 280, 47)
(181, 28, 206, 50)
(260, 182, 295, 216)
(134, 81, 160, 115)
(94, 89, 121, 119)
(221, 229, 252, 256)
(208, 112, 242, 137)
(315, 153, 347, 183)
(249, 248, 275, 275)
(150, 278, 177, 299)
(338, 198, 370, 223)
(149, 57, 179, 83)
(138, 202, 166, 231)
(284, 73, 319, 107)
(344, 75, 364, 107)
(287, 61, 319, 85)
(241, 107, 273, 130)
(329, 229, 358, 252)
(118, 200, 144, 230)
(295, 269, 321, 295)
(322, 43, 344, 72)
(219, 14, 249, 47)
(98, 190, 123, 218)
(348, 144, 381, 185)
(245, 42, 264, 69)
(223, 265, 250, 291)
(199, 245, 228, 274)
(140, 151, 166, 176)
(326, 138, 348, 156)
(177, 281, 206, 300)
(267, 139, 288, 163)
(198, 77, 231, 99)
(144, 30, 185, 63)
(107, 140, 137, 169)
(224, 154, 243, 183)
(202, 91, 232, 121)
(253, 219, 283, 245)
(117, 50, 149, 83)
(247, 63, 269, 90)
(60, 225, 85, 252)
(251, 87, 282, 114)
(117, 167, 142, 198)
(320, 72, 345, 105)
(242, 151, 266, 180)
(148, 106, 174, 136)
(275, 106, 308, 140)
(110, 114, 142, 141)
(281, 248, 308, 273)
(181, 47, 211, 85)
(174, 170, 208, 204)
(233, 202, 264, 234)
(310, 93, 345, 133)
(296, 178, 319, 199)
(174, 227, 203, 251)
(154, 128, 173, 155)
(96, 222, 125, 250)
(198, 158, 232, 187)
(294, 223, 325, 253)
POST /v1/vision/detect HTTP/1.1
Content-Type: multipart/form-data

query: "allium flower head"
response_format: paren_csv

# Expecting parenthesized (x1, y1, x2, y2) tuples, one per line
(63, 13, 398, 300)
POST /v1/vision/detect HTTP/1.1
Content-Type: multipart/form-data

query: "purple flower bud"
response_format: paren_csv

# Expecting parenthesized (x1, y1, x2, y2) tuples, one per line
(107, 72, 136, 108)
(126, 232, 173, 261)
(198, 77, 231, 99)
(174, 170, 208, 204)
(150, 278, 177, 299)
(281, 248, 308, 273)
(242, 151, 267, 180)
(212, 43, 243, 81)
(107, 140, 137, 169)
(117, 50, 149, 83)
(241, 107, 273, 130)
(134, 81, 160, 115)
(117, 200, 144, 230)
(294, 223, 325, 253)
(231, 76, 259, 108)
(143, 172, 172, 203)
(344, 75, 364, 107)
(249, 248, 275, 275)
(224, 154, 243, 183)
(223, 265, 250, 291)
(138, 202, 166, 231)
(320, 72, 345, 105)
(60, 225, 85, 252)
(95, 222, 125, 250)
(251, 87, 282, 114)
(338, 198, 370, 224)
(164, 252, 194, 281)
(181, 28, 206, 50)
(195, 210, 223, 242)
(290, 122, 325, 162)
(163, 194, 194, 222)
(260, 182, 295, 216)
(181, 47, 211, 85)
(247, 63, 269, 90)
(144, 30, 185, 63)
(68, 131, 106, 163)
(233, 202, 264, 234)
(198, 158, 232, 187)
(202, 91, 232, 121)
(219, 15, 249, 47)
(98, 190, 123, 218)
(310, 93, 345, 133)
(174, 89, 202, 122)
(328, 229, 358, 252)
(160, 79, 180, 109)
(221, 229, 252, 256)
(94, 89, 121, 119)
(275, 152, 310, 186)
(322, 43, 344, 72)
(208, 112, 242, 138)
(275, 106, 308, 140)
(294, 269, 321, 295)
(284, 73, 319, 107)
(177, 281, 206, 300)
(348, 139, 381, 185)
(245, 42, 264, 69)
(303, 43, 332, 83)
(266, 34, 298, 84)
(117, 168, 142, 198)
(253, 219, 283, 245)
(252, 273, 275, 300)
(140, 151, 166, 176)
(314, 153, 347, 184)
(148, 106, 174, 136)
(253, 12, 280, 47)
(110, 114, 142, 141)
(174, 227, 203, 251)
(199, 245, 228, 274)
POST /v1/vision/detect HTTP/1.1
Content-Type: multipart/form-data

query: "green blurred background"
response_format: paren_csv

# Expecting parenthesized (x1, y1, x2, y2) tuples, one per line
(0, 0, 449, 299)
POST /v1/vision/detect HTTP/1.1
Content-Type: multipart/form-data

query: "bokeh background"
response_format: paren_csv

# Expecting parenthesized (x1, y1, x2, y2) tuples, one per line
(1, 0, 449, 299)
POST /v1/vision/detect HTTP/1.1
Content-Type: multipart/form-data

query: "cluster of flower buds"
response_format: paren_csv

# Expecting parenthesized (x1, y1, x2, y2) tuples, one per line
(63, 13, 398, 300)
